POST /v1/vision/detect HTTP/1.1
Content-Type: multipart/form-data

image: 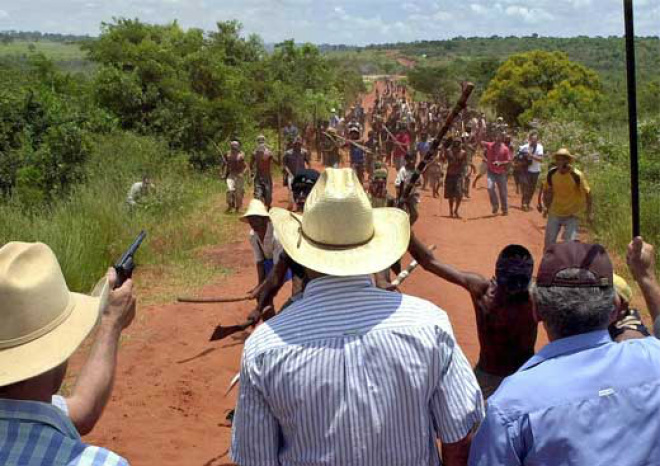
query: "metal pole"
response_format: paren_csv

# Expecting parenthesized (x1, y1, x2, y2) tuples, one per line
(624, 0, 640, 238)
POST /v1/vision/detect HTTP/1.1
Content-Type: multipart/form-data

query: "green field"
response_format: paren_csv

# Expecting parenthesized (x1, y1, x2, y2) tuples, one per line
(0, 40, 87, 61)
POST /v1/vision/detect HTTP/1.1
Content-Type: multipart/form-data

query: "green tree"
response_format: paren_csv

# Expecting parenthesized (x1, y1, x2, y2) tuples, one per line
(481, 51, 602, 125)
(407, 65, 459, 104)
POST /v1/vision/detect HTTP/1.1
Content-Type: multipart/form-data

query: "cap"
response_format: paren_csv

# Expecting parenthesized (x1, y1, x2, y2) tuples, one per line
(537, 242, 613, 288)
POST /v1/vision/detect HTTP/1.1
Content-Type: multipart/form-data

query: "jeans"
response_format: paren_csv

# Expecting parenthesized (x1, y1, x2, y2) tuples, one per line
(523, 171, 540, 206)
(487, 171, 508, 213)
(544, 215, 579, 250)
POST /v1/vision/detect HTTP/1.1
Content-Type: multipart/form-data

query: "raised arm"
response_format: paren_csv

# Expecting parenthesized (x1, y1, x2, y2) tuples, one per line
(408, 233, 488, 295)
(627, 237, 660, 327)
(65, 269, 136, 435)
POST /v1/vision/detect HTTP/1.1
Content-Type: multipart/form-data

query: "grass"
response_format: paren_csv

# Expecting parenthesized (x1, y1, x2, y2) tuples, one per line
(0, 40, 87, 61)
(0, 131, 241, 303)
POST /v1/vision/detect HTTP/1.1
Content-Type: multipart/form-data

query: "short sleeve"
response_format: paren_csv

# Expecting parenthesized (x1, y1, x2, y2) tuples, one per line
(231, 356, 282, 466)
(430, 330, 485, 444)
(468, 404, 523, 466)
(249, 231, 265, 263)
(537, 144, 544, 156)
(395, 168, 405, 186)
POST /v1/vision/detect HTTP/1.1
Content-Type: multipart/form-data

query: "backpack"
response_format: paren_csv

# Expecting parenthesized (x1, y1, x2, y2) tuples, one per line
(547, 167, 581, 190)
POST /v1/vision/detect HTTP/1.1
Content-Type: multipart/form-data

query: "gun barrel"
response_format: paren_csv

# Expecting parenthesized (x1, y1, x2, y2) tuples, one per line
(116, 231, 147, 268)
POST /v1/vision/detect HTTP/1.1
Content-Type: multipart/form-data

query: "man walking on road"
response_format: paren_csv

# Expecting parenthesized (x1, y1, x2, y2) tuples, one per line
(409, 235, 537, 399)
(543, 148, 593, 250)
(232, 168, 484, 466)
(469, 241, 660, 466)
(482, 132, 511, 216)
(283, 137, 310, 210)
(226, 140, 247, 213)
(251, 135, 274, 209)
(519, 131, 544, 211)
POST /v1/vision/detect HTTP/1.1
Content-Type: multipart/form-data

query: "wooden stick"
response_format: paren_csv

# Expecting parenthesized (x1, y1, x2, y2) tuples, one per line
(177, 295, 252, 304)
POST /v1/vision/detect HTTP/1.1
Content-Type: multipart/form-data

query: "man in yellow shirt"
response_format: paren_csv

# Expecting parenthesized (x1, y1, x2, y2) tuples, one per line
(543, 148, 593, 250)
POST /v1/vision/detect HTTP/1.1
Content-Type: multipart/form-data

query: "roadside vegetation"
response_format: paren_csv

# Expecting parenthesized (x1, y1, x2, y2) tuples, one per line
(0, 20, 365, 295)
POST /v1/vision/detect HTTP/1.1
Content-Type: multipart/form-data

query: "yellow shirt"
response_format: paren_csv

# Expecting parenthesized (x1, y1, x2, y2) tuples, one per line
(549, 168, 590, 217)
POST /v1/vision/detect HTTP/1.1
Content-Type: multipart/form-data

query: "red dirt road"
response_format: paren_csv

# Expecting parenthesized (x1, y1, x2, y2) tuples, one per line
(82, 84, 551, 466)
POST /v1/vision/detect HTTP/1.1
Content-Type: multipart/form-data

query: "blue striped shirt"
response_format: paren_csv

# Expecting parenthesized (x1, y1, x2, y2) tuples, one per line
(232, 275, 485, 466)
(0, 398, 129, 466)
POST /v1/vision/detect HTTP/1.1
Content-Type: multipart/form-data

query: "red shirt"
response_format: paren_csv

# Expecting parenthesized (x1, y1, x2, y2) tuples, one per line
(394, 132, 411, 158)
(485, 142, 511, 175)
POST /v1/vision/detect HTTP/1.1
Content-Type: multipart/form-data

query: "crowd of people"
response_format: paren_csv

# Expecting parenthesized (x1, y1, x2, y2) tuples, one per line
(3, 78, 660, 466)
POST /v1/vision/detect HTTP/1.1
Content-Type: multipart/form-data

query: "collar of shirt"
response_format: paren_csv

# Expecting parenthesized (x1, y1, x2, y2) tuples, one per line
(302, 275, 374, 301)
(0, 398, 80, 440)
(520, 330, 612, 372)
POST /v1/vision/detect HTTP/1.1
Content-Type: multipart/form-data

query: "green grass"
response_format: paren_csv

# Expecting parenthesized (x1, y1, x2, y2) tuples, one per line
(0, 40, 87, 61)
(0, 131, 241, 301)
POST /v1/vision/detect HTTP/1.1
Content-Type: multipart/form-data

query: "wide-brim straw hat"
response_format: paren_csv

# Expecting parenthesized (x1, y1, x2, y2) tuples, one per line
(270, 168, 410, 276)
(0, 242, 108, 387)
(554, 148, 576, 161)
(240, 199, 269, 223)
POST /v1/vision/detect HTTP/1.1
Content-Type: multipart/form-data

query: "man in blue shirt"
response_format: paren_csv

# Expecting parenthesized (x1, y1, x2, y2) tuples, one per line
(469, 241, 660, 466)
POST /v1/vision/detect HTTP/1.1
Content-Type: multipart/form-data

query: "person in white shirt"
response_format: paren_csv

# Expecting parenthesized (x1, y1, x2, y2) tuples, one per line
(241, 199, 284, 296)
(126, 175, 152, 208)
(395, 153, 421, 225)
(519, 131, 544, 212)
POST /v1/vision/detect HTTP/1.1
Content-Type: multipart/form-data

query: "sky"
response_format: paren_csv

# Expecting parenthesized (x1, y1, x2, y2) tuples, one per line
(0, 0, 658, 45)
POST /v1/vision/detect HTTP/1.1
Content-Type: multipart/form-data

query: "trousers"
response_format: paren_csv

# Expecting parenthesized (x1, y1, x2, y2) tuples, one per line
(487, 171, 508, 213)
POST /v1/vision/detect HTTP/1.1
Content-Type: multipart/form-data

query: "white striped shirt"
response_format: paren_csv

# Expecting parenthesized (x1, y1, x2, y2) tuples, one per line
(231, 275, 484, 466)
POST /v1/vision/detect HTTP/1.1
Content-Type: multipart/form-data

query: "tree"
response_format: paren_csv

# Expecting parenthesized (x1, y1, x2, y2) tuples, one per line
(481, 51, 602, 125)
(407, 65, 459, 104)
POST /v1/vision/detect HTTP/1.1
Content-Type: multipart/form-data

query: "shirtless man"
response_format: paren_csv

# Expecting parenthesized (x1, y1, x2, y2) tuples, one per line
(226, 140, 247, 213)
(251, 135, 274, 208)
(408, 234, 537, 399)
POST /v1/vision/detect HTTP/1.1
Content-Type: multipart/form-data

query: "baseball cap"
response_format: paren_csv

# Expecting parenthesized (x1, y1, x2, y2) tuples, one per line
(537, 242, 613, 288)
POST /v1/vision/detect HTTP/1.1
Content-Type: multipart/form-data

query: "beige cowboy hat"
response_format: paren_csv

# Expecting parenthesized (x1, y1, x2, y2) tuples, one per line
(554, 148, 576, 161)
(270, 168, 410, 276)
(0, 242, 109, 387)
(240, 199, 270, 223)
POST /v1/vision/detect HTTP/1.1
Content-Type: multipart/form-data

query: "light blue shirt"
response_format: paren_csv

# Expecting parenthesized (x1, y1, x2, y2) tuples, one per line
(0, 398, 129, 465)
(469, 330, 660, 466)
(232, 275, 484, 466)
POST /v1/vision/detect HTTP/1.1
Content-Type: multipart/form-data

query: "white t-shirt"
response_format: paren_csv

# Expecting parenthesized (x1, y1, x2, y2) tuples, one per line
(249, 223, 283, 263)
(126, 182, 144, 205)
(520, 142, 544, 173)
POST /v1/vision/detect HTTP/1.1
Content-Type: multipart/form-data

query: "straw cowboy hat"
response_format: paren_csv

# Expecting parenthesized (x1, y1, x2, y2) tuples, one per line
(240, 199, 270, 223)
(554, 148, 576, 161)
(270, 168, 410, 276)
(0, 242, 109, 386)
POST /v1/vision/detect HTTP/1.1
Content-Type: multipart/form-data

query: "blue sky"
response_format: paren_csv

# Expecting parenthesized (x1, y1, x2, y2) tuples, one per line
(0, 0, 658, 45)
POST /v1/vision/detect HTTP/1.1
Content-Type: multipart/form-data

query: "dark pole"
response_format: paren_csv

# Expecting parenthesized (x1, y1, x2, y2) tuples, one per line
(624, 0, 641, 238)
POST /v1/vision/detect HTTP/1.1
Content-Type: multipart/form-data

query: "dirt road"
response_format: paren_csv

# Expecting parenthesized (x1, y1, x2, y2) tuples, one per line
(83, 83, 549, 466)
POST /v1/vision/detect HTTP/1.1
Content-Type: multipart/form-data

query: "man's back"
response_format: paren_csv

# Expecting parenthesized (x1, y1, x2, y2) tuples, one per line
(0, 399, 128, 466)
(470, 332, 660, 466)
(232, 275, 484, 466)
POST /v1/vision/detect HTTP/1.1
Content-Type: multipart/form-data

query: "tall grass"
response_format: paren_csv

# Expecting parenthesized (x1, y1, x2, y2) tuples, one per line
(0, 131, 239, 295)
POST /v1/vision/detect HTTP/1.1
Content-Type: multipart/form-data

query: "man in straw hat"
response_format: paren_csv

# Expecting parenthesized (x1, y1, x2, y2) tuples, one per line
(543, 148, 593, 250)
(0, 242, 136, 465)
(241, 199, 286, 299)
(232, 168, 484, 466)
(469, 241, 660, 466)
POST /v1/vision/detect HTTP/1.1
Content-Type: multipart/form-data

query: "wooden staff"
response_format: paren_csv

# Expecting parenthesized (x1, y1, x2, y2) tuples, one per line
(397, 82, 475, 208)
(391, 245, 436, 287)
(177, 295, 252, 304)
(323, 131, 374, 154)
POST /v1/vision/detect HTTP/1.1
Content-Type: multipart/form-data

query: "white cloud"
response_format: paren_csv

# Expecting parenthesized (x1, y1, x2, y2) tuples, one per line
(0, 0, 658, 45)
